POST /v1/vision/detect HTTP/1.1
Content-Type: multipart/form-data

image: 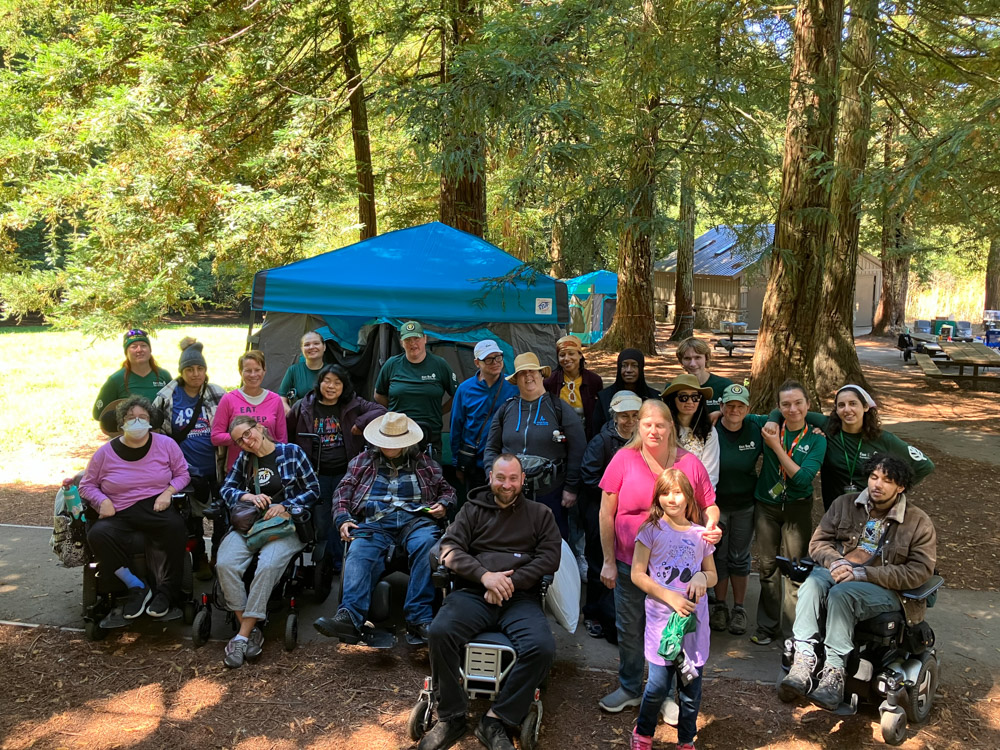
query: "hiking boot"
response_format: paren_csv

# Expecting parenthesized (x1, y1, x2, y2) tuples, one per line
(313, 609, 359, 642)
(778, 648, 817, 701)
(809, 665, 845, 710)
(709, 602, 730, 632)
(474, 715, 515, 750)
(630, 728, 653, 750)
(245, 627, 264, 660)
(145, 591, 171, 618)
(661, 694, 679, 725)
(418, 716, 467, 750)
(223, 636, 249, 669)
(406, 621, 431, 646)
(599, 686, 642, 713)
(123, 586, 152, 619)
(728, 605, 748, 635)
(750, 629, 773, 646)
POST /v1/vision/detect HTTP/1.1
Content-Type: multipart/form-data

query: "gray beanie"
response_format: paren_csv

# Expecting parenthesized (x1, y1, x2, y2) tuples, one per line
(178, 337, 207, 371)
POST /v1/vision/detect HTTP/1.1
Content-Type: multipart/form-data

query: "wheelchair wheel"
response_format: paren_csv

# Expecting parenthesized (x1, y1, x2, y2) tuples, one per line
(519, 700, 542, 750)
(284, 613, 298, 651)
(407, 697, 432, 741)
(84, 619, 107, 642)
(905, 654, 938, 724)
(192, 609, 211, 649)
(880, 709, 907, 746)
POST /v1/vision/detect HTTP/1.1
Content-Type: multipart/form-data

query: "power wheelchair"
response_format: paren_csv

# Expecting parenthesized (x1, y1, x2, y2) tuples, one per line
(776, 556, 944, 746)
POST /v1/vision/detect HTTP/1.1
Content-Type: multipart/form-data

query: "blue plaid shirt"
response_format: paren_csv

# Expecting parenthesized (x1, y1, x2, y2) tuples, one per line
(220, 442, 320, 510)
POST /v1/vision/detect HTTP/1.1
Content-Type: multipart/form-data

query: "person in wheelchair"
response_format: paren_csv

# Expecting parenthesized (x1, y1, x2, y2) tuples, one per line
(419, 454, 561, 750)
(80, 396, 191, 621)
(779, 453, 936, 710)
(217, 416, 320, 668)
(313, 411, 456, 645)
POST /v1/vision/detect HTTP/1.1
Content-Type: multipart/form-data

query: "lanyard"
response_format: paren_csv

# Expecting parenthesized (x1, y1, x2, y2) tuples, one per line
(779, 424, 806, 480)
(839, 432, 863, 485)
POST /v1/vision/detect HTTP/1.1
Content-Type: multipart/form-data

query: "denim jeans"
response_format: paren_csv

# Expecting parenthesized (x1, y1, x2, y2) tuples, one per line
(339, 512, 440, 627)
(636, 662, 703, 744)
(614, 559, 647, 696)
(754, 500, 813, 638)
(315, 474, 345, 571)
(793, 567, 901, 670)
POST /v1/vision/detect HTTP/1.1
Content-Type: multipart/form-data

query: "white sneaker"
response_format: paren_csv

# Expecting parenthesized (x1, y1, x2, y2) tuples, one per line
(660, 695, 679, 725)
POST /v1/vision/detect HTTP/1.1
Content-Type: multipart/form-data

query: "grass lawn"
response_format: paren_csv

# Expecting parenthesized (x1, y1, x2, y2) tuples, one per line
(0, 324, 248, 485)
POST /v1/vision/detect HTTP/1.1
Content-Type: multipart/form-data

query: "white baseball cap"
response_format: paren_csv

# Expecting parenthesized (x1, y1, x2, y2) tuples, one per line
(474, 339, 503, 360)
(610, 390, 643, 412)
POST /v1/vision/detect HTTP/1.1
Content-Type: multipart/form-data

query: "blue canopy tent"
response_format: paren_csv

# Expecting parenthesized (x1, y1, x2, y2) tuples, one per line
(564, 270, 617, 344)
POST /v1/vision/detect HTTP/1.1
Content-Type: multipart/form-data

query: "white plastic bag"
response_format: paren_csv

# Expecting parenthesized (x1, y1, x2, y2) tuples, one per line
(545, 539, 581, 634)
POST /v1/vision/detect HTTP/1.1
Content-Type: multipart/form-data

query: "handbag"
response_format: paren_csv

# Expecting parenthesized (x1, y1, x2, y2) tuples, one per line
(230, 502, 261, 534)
(245, 514, 297, 552)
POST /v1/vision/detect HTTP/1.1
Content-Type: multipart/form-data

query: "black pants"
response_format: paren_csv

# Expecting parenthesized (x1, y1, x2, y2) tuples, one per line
(580, 488, 616, 640)
(429, 588, 554, 726)
(87, 496, 187, 604)
(187, 474, 224, 564)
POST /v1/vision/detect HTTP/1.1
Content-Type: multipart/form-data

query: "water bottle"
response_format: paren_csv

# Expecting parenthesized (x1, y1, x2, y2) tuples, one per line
(63, 480, 84, 521)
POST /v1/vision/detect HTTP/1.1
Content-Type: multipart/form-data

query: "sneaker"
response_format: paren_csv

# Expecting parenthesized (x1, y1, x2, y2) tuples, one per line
(728, 605, 748, 635)
(584, 619, 604, 639)
(750, 629, 773, 646)
(809, 664, 845, 710)
(223, 636, 249, 669)
(245, 627, 264, 660)
(677, 744, 697, 750)
(313, 609, 359, 641)
(778, 648, 817, 701)
(123, 586, 152, 619)
(99, 607, 127, 629)
(709, 602, 730, 631)
(474, 715, 515, 750)
(418, 717, 467, 750)
(661, 694, 679, 725)
(406, 622, 431, 646)
(145, 592, 171, 618)
(630, 728, 653, 750)
(598, 686, 642, 713)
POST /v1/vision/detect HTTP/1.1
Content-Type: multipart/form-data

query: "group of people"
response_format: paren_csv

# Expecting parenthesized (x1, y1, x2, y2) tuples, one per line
(78, 323, 940, 750)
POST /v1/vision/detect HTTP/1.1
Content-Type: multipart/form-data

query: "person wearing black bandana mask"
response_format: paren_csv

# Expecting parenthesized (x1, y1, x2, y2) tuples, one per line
(591, 349, 660, 435)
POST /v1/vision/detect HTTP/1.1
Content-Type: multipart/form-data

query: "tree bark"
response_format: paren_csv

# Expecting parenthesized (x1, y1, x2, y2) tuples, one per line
(813, 0, 878, 394)
(986, 237, 1000, 312)
(872, 115, 911, 334)
(550, 218, 565, 278)
(337, 0, 376, 240)
(669, 165, 696, 341)
(748, 0, 845, 411)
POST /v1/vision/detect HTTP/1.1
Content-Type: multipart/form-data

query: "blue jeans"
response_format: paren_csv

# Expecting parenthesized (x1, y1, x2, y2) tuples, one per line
(614, 559, 647, 696)
(636, 662, 703, 744)
(316, 474, 345, 572)
(339, 512, 440, 627)
(793, 567, 901, 670)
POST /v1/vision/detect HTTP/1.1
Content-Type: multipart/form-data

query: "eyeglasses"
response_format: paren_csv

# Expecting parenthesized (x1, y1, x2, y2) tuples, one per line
(235, 424, 258, 444)
(481, 354, 503, 365)
(677, 393, 703, 403)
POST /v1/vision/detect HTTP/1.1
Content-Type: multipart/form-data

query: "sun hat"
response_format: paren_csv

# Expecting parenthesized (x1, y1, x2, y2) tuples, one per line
(474, 339, 503, 360)
(363, 412, 424, 450)
(123, 328, 150, 351)
(399, 321, 425, 340)
(555, 335, 583, 353)
(836, 384, 876, 408)
(610, 390, 642, 412)
(721, 383, 750, 406)
(660, 373, 713, 401)
(506, 352, 552, 384)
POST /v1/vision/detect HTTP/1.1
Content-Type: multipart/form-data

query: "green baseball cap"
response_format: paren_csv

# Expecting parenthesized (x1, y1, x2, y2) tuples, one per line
(399, 320, 424, 340)
(722, 383, 750, 405)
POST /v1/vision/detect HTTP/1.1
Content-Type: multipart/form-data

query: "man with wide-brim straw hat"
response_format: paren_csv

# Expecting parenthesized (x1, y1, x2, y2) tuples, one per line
(314, 412, 457, 646)
(485, 351, 586, 541)
(661, 373, 721, 487)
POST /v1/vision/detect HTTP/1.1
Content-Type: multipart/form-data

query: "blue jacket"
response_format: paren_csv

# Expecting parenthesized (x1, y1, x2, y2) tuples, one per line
(450, 373, 518, 467)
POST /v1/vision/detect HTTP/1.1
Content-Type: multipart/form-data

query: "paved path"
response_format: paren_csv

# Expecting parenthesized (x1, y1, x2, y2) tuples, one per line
(3, 525, 997, 690)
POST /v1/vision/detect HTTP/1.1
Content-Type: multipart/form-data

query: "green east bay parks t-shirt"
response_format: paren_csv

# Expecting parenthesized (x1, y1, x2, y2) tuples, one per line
(374, 352, 458, 433)
(754, 424, 827, 505)
(93, 367, 172, 420)
(714, 414, 766, 510)
(702, 373, 734, 413)
(278, 360, 324, 403)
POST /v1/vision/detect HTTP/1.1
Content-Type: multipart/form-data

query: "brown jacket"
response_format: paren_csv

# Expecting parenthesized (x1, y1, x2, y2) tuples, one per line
(440, 486, 562, 592)
(809, 489, 937, 625)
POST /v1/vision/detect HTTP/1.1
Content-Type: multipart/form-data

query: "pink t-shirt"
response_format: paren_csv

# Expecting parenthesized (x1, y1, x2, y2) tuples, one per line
(636, 521, 715, 667)
(212, 389, 288, 469)
(599, 447, 715, 565)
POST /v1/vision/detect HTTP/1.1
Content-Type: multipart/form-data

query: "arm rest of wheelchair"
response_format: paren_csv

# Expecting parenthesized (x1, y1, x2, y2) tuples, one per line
(203, 501, 227, 521)
(170, 487, 193, 518)
(775, 555, 816, 583)
(539, 574, 553, 598)
(901, 574, 944, 601)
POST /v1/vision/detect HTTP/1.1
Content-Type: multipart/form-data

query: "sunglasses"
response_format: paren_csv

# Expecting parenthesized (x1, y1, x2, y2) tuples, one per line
(235, 424, 259, 444)
(676, 393, 703, 403)
(125, 328, 147, 338)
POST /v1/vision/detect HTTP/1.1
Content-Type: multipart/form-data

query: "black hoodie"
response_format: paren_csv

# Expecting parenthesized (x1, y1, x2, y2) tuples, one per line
(591, 348, 660, 433)
(439, 485, 562, 592)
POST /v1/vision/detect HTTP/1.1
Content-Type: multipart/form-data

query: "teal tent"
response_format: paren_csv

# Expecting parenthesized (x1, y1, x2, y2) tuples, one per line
(564, 270, 617, 344)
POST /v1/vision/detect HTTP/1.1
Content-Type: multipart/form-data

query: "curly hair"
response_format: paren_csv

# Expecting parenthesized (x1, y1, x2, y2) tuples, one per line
(827, 386, 882, 440)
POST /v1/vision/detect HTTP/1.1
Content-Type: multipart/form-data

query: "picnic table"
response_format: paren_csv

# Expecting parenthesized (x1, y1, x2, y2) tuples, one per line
(713, 322, 758, 356)
(938, 342, 1000, 388)
(909, 331, 945, 357)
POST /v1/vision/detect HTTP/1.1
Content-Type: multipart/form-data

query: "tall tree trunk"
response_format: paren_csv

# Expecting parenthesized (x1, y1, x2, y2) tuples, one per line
(550, 218, 565, 278)
(985, 237, 1000, 312)
(872, 115, 911, 334)
(337, 0, 376, 240)
(439, 0, 486, 238)
(813, 0, 878, 394)
(669, 165, 696, 341)
(749, 0, 845, 411)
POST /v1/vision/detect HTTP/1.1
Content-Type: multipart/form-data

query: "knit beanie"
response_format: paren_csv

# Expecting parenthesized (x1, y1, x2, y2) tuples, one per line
(123, 329, 150, 351)
(178, 337, 207, 370)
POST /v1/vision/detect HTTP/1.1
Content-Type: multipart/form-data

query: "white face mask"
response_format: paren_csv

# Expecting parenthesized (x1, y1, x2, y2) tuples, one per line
(122, 418, 151, 439)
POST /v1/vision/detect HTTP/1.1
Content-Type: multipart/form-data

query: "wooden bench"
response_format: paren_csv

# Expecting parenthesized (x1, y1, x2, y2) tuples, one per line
(914, 353, 944, 379)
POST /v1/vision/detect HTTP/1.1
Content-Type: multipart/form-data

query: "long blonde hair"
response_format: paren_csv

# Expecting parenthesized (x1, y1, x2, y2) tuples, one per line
(624, 399, 676, 454)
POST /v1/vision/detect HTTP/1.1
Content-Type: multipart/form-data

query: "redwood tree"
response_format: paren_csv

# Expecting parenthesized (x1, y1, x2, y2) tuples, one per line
(872, 115, 911, 334)
(986, 237, 1000, 312)
(669, 165, 696, 342)
(749, 0, 845, 410)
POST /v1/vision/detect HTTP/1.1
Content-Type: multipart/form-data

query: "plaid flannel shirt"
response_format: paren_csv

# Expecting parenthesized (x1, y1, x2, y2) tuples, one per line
(220, 442, 320, 510)
(333, 447, 457, 530)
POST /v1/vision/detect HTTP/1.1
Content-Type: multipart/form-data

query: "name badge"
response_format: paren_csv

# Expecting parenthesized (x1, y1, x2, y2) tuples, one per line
(768, 481, 785, 500)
